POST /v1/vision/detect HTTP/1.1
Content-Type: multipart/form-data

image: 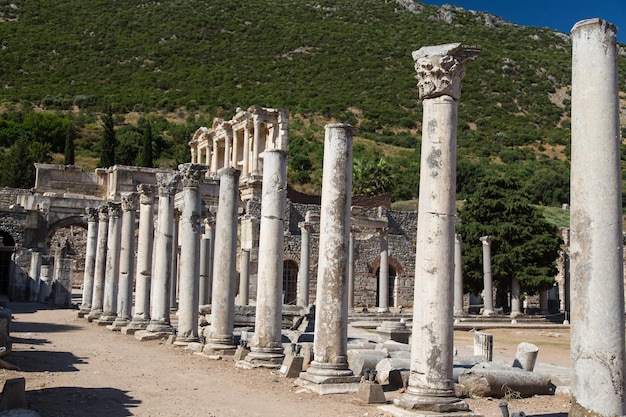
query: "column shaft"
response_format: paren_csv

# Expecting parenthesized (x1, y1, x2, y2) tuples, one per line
(29, 252, 42, 303)
(454, 233, 464, 315)
(98, 202, 122, 324)
(238, 249, 250, 306)
(378, 229, 389, 312)
(297, 224, 311, 307)
(480, 236, 494, 315)
(87, 206, 109, 321)
(79, 208, 98, 313)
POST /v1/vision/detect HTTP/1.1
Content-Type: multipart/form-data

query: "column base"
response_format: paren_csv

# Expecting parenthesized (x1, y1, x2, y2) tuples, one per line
(173, 335, 199, 346)
(86, 309, 102, 322)
(380, 404, 482, 417)
(240, 347, 284, 368)
(77, 305, 91, 318)
(96, 312, 117, 326)
(107, 318, 130, 331)
(482, 309, 494, 316)
(121, 319, 150, 335)
(146, 321, 174, 334)
(202, 343, 237, 356)
(394, 387, 470, 414)
(296, 360, 361, 394)
(377, 307, 390, 313)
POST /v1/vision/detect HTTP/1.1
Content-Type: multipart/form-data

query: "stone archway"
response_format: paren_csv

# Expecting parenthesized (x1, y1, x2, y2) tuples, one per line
(0, 231, 16, 297)
(282, 260, 298, 305)
(47, 217, 88, 287)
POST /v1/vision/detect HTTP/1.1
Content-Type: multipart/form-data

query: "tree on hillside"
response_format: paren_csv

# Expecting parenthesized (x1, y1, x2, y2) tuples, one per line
(135, 118, 153, 168)
(63, 120, 76, 165)
(0, 133, 52, 188)
(353, 155, 395, 196)
(99, 112, 116, 168)
(457, 176, 561, 307)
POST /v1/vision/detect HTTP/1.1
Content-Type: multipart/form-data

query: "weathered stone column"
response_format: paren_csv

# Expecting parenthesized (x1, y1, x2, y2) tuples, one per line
(297, 124, 360, 393)
(394, 43, 479, 413)
(204, 167, 240, 353)
(78, 208, 98, 315)
(480, 235, 494, 316)
(377, 227, 389, 313)
(97, 202, 122, 325)
(539, 289, 549, 314)
(347, 231, 355, 310)
(125, 184, 156, 332)
(175, 163, 208, 345)
(169, 210, 181, 311)
(237, 249, 250, 305)
(53, 258, 73, 307)
(198, 217, 214, 306)
(297, 222, 312, 307)
(570, 19, 625, 417)
(38, 259, 53, 303)
(146, 172, 179, 335)
(87, 205, 109, 321)
(510, 277, 522, 318)
(110, 193, 138, 330)
(28, 251, 42, 302)
(245, 149, 288, 367)
(454, 233, 464, 315)
(251, 115, 261, 175)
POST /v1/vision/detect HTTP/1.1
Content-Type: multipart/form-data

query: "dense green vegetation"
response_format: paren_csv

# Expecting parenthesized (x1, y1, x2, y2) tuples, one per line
(0, 0, 624, 204)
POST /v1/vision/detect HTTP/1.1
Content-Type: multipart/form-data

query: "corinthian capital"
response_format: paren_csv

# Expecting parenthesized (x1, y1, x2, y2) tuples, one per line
(137, 184, 157, 204)
(86, 207, 99, 223)
(412, 43, 481, 100)
(178, 163, 208, 188)
(156, 172, 180, 197)
(121, 192, 139, 212)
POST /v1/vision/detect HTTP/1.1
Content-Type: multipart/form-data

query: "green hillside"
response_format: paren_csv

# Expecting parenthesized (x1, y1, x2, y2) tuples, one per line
(0, 0, 624, 203)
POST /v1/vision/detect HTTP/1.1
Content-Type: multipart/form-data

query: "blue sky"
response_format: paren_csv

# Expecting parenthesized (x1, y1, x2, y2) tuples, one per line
(420, 1, 626, 44)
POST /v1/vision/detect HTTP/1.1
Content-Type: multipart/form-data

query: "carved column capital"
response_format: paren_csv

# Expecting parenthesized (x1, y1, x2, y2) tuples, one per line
(298, 222, 312, 233)
(412, 43, 481, 100)
(120, 192, 139, 212)
(479, 235, 492, 246)
(137, 184, 157, 204)
(108, 202, 122, 219)
(156, 172, 180, 197)
(86, 207, 99, 222)
(455, 233, 462, 244)
(98, 204, 110, 221)
(178, 163, 208, 188)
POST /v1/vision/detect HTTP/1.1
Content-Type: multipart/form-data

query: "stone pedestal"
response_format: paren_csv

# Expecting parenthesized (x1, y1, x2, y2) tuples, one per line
(97, 202, 122, 325)
(175, 163, 207, 345)
(297, 124, 360, 393)
(570, 19, 625, 417)
(110, 193, 138, 331)
(479, 235, 494, 316)
(393, 43, 479, 414)
(87, 205, 109, 322)
(245, 149, 287, 367)
(203, 167, 240, 354)
(146, 172, 179, 335)
(454, 233, 464, 316)
(78, 208, 98, 316)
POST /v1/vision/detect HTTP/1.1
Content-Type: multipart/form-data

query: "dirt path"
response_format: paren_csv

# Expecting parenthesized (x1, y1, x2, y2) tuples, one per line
(1, 302, 571, 417)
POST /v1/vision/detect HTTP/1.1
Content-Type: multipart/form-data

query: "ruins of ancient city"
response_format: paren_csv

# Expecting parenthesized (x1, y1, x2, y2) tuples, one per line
(0, 18, 622, 417)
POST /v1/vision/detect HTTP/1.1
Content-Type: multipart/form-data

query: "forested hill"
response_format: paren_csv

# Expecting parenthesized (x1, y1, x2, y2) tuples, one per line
(0, 0, 624, 205)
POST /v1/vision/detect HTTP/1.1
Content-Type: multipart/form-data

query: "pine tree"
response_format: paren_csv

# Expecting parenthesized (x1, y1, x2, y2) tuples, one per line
(99, 112, 116, 168)
(135, 119, 153, 168)
(63, 120, 76, 165)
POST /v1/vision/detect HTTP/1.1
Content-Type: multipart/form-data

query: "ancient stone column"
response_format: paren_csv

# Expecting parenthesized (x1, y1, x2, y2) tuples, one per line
(38, 259, 53, 303)
(246, 149, 288, 366)
(570, 19, 625, 417)
(78, 208, 98, 315)
(126, 184, 156, 332)
(204, 167, 240, 353)
(510, 277, 522, 318)
(377, 228, 389, 313)
(251, 115, 261, 175)
(298, 124, 360, 392)
(87, 205, 109, 321)
(454, 233, 464, 315)
(480, 235, 494, 316)
(175, 163, 208, 345)
(347, 231, 355, 310)
(237, 249, 250, 306)
(146, 172, 179, 335)
(242, 121, 251, 177)
(53, 258, 73, 307)
(97, 202, 122, 325)
(169, 210, 181, 311)
(28, 251, 42, 303)
(297, 222, 312, 307)
(198, 217, 214, 306)
(395, 43, 479, 413)
(110, 193, 138, 330)
(539, 289, 549, 314)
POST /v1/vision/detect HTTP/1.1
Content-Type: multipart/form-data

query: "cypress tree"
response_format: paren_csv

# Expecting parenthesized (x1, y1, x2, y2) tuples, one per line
(63, 120, 76, 165)
(135, 119, 153, 168)
(99, 112, 116, 168)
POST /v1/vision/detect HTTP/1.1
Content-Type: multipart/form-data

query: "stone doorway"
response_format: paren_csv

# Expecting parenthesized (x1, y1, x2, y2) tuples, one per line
(282, 260, 298, 305)
(0, 231, 15, 297)
(376, 266, 396, 308)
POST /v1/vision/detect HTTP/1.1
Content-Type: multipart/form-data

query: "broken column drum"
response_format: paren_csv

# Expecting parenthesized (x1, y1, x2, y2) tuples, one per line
(111, 192, 138, 330)
(298, 123, 360, 386)
(147, 172, 179, 334)
(395, 43, 479, 413)
(570, 19, 625, 417)
(480, 235, 494, 315)
(79, 207, 98, 314)
(98, 202, 122, 324)
(205, 167, 241, 351)
(246, 149, 288, 366)
(175, 163, 208, 344)
(87, 205, 109, 320)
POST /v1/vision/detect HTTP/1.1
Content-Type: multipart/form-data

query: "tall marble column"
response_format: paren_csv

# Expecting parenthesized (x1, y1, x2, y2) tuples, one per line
(175, 163, 208, 345)
(198, 217, 214, 306)
(87, 205, 109, 321)
(297, 222, 312, 307)
(146, 172, 179, 335)
(97, 202, 122, 325)
(245, 149, 288, 367)
(126, 184, 156, 332)
(28, 251, 42, 303)
(480, 235, 494, 316)
(169, 210, 181, 311)
(298, 124, 360, 393)
(510, 277, 522, 318)
(570, 19, 625, 417)
(110, 193, 138, 330)
(204, 167, 240, 353)
(237, 249, 250, 306)
(347, 231, 355, 310)
(454, 233, 464, 315)
(394, 43, 479, 413)
(251, 115, 261, 175)
(377, 227, 389, 313)
(78, 207, 98, 316)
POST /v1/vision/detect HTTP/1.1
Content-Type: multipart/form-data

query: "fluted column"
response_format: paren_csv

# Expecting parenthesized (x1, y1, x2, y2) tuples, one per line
(87, 205, 109, 321)
(175, 163, 208, 345)
(110, 192, 138, 330)
(570, 19, 624, 417)
(454, 233, 464, 315)
(377, 227, 389, 313)
(395, 43, 479, 413)
(480, 235, 494, 315)
(199, 217, 214, 306)
(78, 208, 98, 315)
(126, 184, 156, 332)
(204, 167, 240, 353)
(298, 124, 360, 391)
(97, 202, 122, 325)
(245, 149, 288, 366)
(297, 222, 312, 307)
(146, 172, 179, 334)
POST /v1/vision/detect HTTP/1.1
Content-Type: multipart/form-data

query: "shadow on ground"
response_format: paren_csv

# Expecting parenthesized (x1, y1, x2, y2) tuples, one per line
(28, 386, 140, 417)
(11, 320, 82, 334)
(9, 350, 87, 372)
